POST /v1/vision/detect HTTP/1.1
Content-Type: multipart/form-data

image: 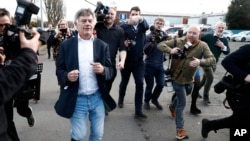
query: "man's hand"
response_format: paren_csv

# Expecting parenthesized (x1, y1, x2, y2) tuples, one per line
(19, 28, 41, 53)
(244, 74, 250, 83)
(0, 47, 5, 64)
(117, 61, 124, 70)
(215, 39, 224, 48)
(189, 57, 200, 68)
(91, 62, 105, 74)
(67, 70, 79, 82)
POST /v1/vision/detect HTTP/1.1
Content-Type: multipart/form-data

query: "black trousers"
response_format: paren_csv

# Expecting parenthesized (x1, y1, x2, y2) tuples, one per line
(4, 95, 32, 141)
(206, 90, 250, 140)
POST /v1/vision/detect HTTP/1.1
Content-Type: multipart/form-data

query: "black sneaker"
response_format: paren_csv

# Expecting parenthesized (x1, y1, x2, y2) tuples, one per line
(135, 112, 147, 119)
(143, 102, 150, 110)
(190, 106, 201, 115)
(152, 101, 163, 110)
(118, 103, 124, 108)
(27, 114, 35, 127)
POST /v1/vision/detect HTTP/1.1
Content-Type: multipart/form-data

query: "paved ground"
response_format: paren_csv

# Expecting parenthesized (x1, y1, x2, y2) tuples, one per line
(13, 42, 247, 141)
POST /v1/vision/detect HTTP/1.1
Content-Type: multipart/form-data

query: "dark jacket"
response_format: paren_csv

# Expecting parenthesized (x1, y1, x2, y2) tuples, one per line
(54, 36, 115, 118)
(96, 23, 126, 65)
(222, 44, 250, 83)
(0, 48, 37, 141)
(120, 19, 149, 63)
(201, 33, 230, 62)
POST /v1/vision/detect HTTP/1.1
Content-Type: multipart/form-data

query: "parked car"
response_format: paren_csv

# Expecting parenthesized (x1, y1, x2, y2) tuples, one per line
(165, 27, 182, 38)
(223, 30, 234, 41)
(231, 31, 250, 42)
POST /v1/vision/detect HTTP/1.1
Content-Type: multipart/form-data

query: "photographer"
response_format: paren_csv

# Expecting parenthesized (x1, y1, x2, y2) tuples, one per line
(201, 44, 250, 140)
(157, 24, 216, 140)
(95, 6, 126, 103)
(0, 7, 40, 141)
(143, 17, 168, 110)
(0, 27, 41, 141)
(52, 19, 74, 63)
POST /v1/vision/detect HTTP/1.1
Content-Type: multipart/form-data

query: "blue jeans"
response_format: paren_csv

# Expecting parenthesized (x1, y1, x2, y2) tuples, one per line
(70, 91, 105, 141)
(171, 82, 193, 130)
(144, 64, 164, 103)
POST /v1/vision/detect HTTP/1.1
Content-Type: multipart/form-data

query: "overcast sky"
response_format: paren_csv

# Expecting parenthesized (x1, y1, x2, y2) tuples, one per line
(0, 0, 231, 21)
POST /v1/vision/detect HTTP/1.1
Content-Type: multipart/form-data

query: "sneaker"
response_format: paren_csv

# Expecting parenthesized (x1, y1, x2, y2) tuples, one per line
(152, 101, 163, 110)
(118, 103, 124, 108)
(168, 105, 176, 118)
(203, 99, 211, 105)
(143, 102, 150, 110)
(176, 128, 189, 140)
(190, 106, 201, 115)
(135, 112, 147, 119)
(27, 114, 35, 127)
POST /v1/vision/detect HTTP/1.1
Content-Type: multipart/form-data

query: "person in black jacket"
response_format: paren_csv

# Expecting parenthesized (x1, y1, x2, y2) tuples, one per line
(201, 44, 250, 140)
(46, 23, 55, 59)
(118, 6, 149, 119)
(0, 28, 41, 141)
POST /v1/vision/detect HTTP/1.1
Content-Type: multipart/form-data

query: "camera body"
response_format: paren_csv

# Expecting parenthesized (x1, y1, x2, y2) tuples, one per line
(94, 1, 109, 23)
(1, 0, 48, 58)
(164, 68, 174, 92)
(173, 42, 192, 59)
(150, 25, 167, 43)
(214, 74, 234, 94)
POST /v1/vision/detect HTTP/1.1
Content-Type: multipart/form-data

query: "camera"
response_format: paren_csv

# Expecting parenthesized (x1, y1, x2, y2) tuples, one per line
(150, 25, 167, 43)
(1, 0, 49, 58)
(94, 1, 109, 22)
(172, 42, 192, 59)
(214, 74, 234, 94)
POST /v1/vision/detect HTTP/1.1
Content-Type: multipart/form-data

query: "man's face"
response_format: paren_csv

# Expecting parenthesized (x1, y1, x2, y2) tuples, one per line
(154, 20, 164, 30)
(76, 15, 95, 39)
(215, 23, 225, 36)
(105, 8, 116, 24)
(186, 26, 200, 44)
(129, 10, 140, 18)
(0, 15, 11, 35)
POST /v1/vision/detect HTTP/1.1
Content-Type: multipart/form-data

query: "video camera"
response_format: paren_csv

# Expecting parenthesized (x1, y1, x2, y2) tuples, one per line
(94, 1, 109, 22)
(149, 25, 167, 43)
(172, 42, 192, 60)
(0, 0, 49, 58)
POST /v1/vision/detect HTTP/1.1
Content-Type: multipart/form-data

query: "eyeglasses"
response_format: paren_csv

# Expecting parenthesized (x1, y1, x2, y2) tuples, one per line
(0, 24, 10, 27)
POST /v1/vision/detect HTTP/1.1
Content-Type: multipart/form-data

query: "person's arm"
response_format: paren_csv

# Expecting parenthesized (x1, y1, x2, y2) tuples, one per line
(0, 29, 40, 105)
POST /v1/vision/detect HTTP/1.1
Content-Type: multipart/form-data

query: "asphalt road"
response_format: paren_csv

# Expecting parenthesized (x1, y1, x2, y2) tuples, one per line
(14, 41, 248, 141)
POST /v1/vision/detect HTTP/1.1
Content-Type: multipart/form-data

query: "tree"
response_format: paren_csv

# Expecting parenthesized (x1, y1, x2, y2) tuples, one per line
(226, 0, 250, 29)
(44, 0, 64, 26)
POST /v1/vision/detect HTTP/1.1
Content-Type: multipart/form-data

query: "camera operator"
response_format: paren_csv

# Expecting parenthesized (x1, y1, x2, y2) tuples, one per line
(157, 24, 216, 140)
(95, 6, 127, 114)
(52, 19, 74, 64)
(0, 25, 41, 141)
(0, 8, 38, 141)
(143, 17, 168, 110)
(118, 6, 149, 119)
(201, 44, 250, 140)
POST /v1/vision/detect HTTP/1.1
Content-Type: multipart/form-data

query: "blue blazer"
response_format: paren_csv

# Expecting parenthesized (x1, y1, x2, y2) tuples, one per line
(54, 36, 116, 118)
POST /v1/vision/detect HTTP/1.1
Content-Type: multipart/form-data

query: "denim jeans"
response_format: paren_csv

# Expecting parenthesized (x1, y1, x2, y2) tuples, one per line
(144, 64, 164, 103)
(70, 91, 105, 141)
(171, 81, 193, 130)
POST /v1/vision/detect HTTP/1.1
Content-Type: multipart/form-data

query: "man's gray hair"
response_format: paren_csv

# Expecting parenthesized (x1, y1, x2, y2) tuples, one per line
(74, 8, 96, 24)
